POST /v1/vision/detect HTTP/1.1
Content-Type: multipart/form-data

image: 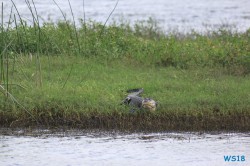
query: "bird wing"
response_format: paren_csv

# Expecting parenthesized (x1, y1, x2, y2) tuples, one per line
(126, 88, 144, 96)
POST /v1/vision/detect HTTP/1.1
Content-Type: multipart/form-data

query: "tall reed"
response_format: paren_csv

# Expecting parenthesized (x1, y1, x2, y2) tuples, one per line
(68, 0, 81, 55)
(52, 0, 75, 55)
(82, 0, 87, 51)
(11, 0, 29, 54)
(0, 1, 41, 123)
(99, 0, 120, 37)
(1, 3, 3, 83)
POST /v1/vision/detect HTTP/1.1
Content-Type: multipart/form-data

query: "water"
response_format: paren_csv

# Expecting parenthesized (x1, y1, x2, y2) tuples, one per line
(0, 129, 250, 166)
(1, 0, 250, 32)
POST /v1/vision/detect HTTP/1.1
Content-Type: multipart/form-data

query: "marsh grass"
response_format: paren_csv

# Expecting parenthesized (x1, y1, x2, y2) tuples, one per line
(2, 20, 249, 74)
(0, 0, 249, 131)
(0, 56, 249, 131)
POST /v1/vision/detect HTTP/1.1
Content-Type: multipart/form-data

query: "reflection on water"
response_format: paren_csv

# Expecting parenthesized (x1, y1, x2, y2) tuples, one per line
(1, 0, 250, 32)
(0, 129, 250, 166)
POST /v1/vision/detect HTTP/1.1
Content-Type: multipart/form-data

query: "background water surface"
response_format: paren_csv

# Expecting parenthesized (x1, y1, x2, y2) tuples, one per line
(1, 0, 250, 32)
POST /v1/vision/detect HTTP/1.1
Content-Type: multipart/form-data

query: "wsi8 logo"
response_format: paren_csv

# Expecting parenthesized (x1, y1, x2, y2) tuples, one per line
(224, 155, 245, 162)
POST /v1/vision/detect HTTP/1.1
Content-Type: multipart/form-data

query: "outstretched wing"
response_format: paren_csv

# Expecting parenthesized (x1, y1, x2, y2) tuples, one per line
(121, 88, 143, 106)
(126, 88, 144, 97)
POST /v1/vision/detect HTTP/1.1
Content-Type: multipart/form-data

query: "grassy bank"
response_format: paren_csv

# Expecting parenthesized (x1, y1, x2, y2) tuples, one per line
(0, 55, 249, 131)
(0, 8, 250, 131)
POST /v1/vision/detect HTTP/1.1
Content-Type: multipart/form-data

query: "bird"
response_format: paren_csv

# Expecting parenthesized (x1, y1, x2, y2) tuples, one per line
(121, 88, 157, 112)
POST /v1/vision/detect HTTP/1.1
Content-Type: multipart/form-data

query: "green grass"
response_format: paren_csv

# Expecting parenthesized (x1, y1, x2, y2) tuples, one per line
(0, 7, 249, 130)
(1, 19, 250, 71)
(0, 55, 249, 131)
(1, 54, 250, 110)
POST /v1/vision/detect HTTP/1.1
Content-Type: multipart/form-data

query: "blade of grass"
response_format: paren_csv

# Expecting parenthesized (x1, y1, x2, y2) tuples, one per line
(6, 50, 9, 97)
(0, 84, 38, 124)
(99, 0, 119, 37)
(6, 5, 14, 31)
(1, 2, 4, 83)
(82, 0, 86, 51)
(52, 0, 74, 55)
(11, 0, 28, 55)
(62, 63, 74, 89)
(25, 0, 38, 26)
(24, 0, 43, 87)
(68, 0, 81, 55)
(31, 0, 43, 87)
(13, 14, 24, 53)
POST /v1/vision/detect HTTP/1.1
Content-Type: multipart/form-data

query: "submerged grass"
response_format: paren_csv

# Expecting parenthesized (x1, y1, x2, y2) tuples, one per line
(0, 1, 250, 131)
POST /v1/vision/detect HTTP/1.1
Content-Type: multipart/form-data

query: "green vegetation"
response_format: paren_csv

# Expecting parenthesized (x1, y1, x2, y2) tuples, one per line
(0, 2, 249, 131)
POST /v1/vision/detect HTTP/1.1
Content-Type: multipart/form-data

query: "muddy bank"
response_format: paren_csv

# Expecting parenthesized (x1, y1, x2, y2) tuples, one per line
(1, 110, 250, 132)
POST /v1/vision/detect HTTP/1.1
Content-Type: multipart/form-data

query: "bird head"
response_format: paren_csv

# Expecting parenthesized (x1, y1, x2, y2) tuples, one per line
(142, 98, 157, 111)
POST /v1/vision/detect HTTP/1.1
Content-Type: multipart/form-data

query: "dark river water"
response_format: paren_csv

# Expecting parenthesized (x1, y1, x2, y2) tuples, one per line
(0, 129, 250, 166)
(1, 0, 250, 33)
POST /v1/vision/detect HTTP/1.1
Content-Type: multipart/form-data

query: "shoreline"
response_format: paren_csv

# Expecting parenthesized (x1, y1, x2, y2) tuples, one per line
(1, 110, 249, 132)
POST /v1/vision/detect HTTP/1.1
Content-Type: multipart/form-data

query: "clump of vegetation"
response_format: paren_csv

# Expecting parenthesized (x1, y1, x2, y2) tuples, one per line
(0, 1, 249, 131)
(1, 19, 250, 74)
